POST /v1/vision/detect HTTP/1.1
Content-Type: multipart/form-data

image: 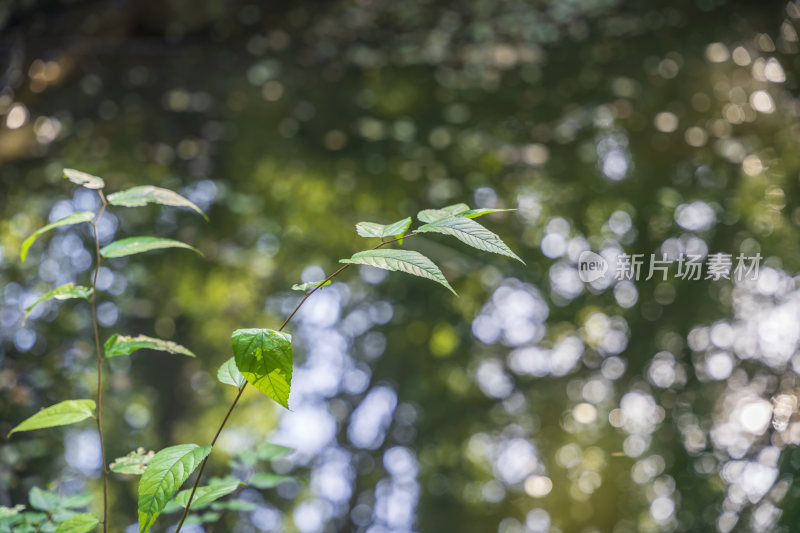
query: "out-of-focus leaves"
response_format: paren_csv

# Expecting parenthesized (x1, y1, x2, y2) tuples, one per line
(249, 473, 297, 489)
(171, 479, 241, 510)
(54, 513, 99, 533)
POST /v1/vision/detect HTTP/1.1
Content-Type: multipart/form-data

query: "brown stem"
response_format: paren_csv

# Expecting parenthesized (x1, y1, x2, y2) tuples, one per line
(174, 232, 417, 532)
(90, 191, 109, 533)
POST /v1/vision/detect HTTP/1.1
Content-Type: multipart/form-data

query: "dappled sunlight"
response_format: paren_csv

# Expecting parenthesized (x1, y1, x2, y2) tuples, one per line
(3, 0, 800, 531)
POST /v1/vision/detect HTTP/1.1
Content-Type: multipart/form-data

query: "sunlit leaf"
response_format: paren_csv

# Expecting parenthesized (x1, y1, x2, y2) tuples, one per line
(8, 400, 95, 437)
(100, 236, 201, 258)
(416, 203, 470, 223)
(111, 448, 155, 475)
(23, 283, 93, 325)
(20, 212, 95, 262)
(249, 473, 297, 489)
(459, 208, 516, 219)
(340, 249, 456, 295)
(62, 169, 104, 190)
(416, 216, 524, 263)
(172, 479, 242, 510)
(54, 513, 99, 533)
(104, 334, 195, 358)
(216, 357, 246, 388)
(138, 444, 211, 533)
(355, 216, 412, 239)
(290, 280, 331, 291)
(107, 185, 208, 221)
(232, 329, 292, 409)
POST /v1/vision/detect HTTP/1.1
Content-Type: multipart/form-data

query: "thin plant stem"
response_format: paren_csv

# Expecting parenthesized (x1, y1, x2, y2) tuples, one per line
(90, 191, 109, 533)
(175, 232, 417, 532)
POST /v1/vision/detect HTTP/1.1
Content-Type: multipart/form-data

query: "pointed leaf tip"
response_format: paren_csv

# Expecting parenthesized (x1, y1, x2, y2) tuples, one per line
(416, 216, 524, 263)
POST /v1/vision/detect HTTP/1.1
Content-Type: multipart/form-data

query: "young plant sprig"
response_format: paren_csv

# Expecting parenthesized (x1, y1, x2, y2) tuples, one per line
(9, 169, 206, 532)
(173, 202, 522, 532)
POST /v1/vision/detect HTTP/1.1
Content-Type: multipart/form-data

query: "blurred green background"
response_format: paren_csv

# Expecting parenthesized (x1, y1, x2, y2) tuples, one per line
(2, 0, 800, 531)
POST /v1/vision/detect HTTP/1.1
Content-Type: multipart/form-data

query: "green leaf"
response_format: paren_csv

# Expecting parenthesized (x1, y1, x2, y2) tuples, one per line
(62, 169, 104, 190)
(23, 283, 93, 324)
(21, 212, 95, 262)
(459, 208, 516, 219)
(217, 357, 246, 388)
(104, 334, 195, 358)
(138, 444, 212, 533)
(0, 505, 25, 519)
(110, 448, 155, 475)
(416, 203, 470, 223)
(172, 479, 242, 510)
(255, 442, 292, 461)
(416, 216, 524, 263)
(100, 236, 201, 258)
(54, 513, 99, 533)
(107, 185, 208, 221)
(231, 450, 258, 469)
(232, 329, 293, 409)
(29, 488, 59, 512)
(8, 400, 95, 437)
(249, 473, 297, 489)
(185, 511, 220, 524)
(59, 494, 92, 510)
(340, 249, 456, 295)
(355, 216, 412, 239)
(290, 280, 331, 291)
(210, 499, 257, 511)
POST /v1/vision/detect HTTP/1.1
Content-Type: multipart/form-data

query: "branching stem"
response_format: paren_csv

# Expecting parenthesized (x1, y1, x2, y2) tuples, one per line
(175, 232, 417, 532)
(90, 191, 109, 532)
